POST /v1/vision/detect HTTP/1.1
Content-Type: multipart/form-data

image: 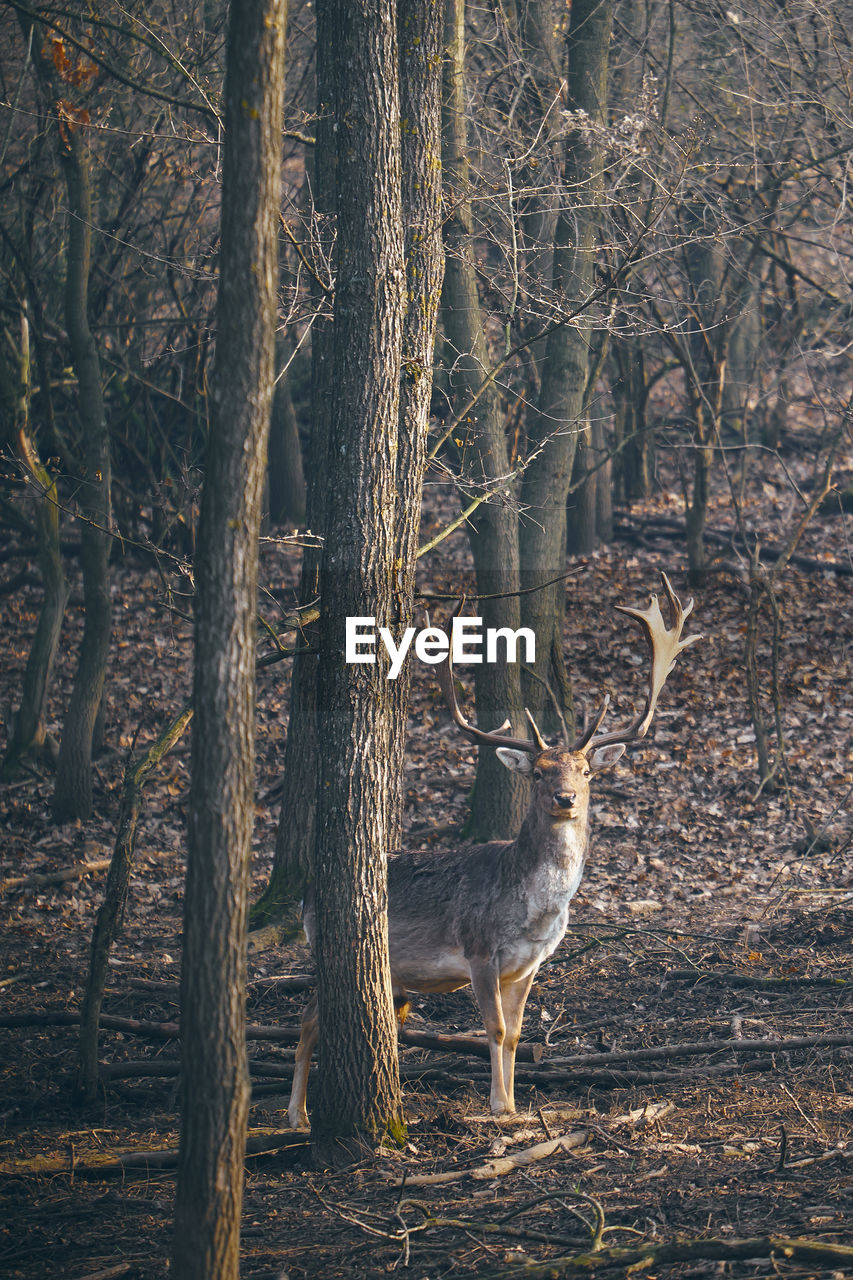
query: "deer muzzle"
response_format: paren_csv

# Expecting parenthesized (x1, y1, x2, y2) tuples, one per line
(552, 791, 579, 816)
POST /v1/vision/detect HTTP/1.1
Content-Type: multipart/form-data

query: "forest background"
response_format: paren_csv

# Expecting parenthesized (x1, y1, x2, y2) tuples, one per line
(1, 1, 852, 1277)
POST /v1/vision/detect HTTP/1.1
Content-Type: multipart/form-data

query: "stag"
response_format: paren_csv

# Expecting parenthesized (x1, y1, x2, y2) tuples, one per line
(287, 574, 700, 1127)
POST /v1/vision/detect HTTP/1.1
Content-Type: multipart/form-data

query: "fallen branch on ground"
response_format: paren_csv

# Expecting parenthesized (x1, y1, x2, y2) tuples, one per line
(0, 861, 112, 893)
(0, 1009, 300, 1043)
(665, 967, 851, 990)
(535, 1032, 853, 1069)
(0, 1128, 308, 1179)
(0, 848, 176, 895)
(614, 512, 853, 576)
(393, 1130, 589, 1186)
(400, 1025, 543, 1063)
(478, 1233, 853, 1277)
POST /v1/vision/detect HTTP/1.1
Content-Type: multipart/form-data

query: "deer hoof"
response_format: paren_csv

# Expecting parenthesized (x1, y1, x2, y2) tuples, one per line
(288, 1108, 310, 1131)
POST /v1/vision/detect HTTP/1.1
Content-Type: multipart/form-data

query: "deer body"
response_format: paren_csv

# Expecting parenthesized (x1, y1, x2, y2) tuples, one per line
(288, 746, 621, 1127)
(286, 576, 700, 1129)
(387, 761, 591, 989)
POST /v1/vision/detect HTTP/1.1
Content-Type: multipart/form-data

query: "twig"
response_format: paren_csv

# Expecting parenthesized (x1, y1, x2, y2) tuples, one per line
(391, 1130, 589, 1187)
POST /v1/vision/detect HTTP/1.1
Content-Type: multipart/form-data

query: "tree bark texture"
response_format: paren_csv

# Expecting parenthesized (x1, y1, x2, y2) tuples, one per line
(441, 0, 527, 840)
(171, 4, 285, 1277)
(311, 0, 405, 1155)
(519, 0, 613, 720)
(257, 3, 337, 931)
(50, 123, 112, 822)
(267, 339, 306, 526)
(385, 0, 445, 848)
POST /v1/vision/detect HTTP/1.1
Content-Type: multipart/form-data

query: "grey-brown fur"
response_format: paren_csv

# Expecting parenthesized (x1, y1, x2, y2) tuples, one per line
(287, 744, 623, 1127)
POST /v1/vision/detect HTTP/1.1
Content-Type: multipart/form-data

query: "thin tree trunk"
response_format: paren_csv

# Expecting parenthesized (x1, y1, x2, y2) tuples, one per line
(565, 425, 597, 557)
(50, 124, 112, 822)
(310, 0, 405, 1159)
(253, 0, 337, 933)
(520, 0, 612, 725)
(78, 705, 193, 1101)
(1, 310, 68, 780)
(386, 0, 444, 847)
(267, 339, 306, 526)
(441, 0, 527, 840)
(613, 338, 653, 501)
(171, 4, 286, 1276)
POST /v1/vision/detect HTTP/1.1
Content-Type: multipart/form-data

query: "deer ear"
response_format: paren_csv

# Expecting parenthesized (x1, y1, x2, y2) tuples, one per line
(588, 743, 626, 772)
(496, 747, 534, 775)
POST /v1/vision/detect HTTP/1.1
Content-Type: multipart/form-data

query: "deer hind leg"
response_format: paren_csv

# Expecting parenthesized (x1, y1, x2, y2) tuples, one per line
(393, 988, 412, 1025)
(287, 992, 318, 1130)
(469, 959, 511, 1114)
(499, 972, 536, 1114)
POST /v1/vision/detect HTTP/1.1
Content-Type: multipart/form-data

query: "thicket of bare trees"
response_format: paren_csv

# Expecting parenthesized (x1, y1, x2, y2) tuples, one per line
(2, 0, 851, 804)
(1, 0, 852, 1191)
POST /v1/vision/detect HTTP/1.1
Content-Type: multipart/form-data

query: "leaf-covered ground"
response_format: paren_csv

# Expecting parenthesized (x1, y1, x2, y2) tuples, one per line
(1, 438, 852, 1279)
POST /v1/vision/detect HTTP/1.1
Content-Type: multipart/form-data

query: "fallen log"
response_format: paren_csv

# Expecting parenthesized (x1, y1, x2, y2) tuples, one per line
(479, 1233, 853, 1278)
(400, 1025, 543, 1063)
(0, 1128, 308, 1179)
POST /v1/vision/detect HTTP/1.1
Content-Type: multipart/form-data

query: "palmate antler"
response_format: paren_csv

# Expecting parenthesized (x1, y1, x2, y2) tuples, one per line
(433, 573, 700, 757)
(572, 572, 702, 752)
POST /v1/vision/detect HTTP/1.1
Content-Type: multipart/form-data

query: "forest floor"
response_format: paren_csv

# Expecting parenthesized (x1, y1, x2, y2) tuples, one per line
(1, 430, 852, 1280)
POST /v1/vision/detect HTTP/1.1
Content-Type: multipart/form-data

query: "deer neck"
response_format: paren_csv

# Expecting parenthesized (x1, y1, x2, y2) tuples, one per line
(514, 807, 589, 878)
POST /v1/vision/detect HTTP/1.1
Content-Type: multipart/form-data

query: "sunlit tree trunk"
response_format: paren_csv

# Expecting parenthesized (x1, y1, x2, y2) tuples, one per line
(386, 0, 445, 845)
(171, 2, 286, 1275)
(440, 0, 527, 840)
(310, 0, 406, 1159)
(519, 0, 613, 725)
(254, 3, 337, 934)
(1, 308, 68, 780)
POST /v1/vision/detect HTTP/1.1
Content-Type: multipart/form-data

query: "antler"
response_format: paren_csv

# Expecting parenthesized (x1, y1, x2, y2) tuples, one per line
(435, 642, 543, 755)
(573, 572, 702, 753)
(430, 603, 543, 755)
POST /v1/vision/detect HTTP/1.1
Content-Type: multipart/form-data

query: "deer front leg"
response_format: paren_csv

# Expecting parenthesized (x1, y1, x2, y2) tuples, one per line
(499, 971, 536, 1114)
(287, 992, 318, 1130)
(469, 959, 511, 1114)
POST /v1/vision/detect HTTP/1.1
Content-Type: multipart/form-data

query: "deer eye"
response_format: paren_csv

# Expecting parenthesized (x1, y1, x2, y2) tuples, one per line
(533, 768, 543, 781)
(583, 767, 591, 779)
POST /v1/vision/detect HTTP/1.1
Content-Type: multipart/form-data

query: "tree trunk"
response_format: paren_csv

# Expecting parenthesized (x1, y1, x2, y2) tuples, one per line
(50, 124, 112, 822)
(171, 4, 285, 1277)
(519, 0, 613, 727)
(1, 310, 68, 780)
(613, 338, 653, 501)
(565, 414, 613, 557)
(310, 0, 405, 1159)
(253, 0, 337, 933)
(440, 0, 527, 841)
(565, 425, 597, 558)
(78, 704, 192, 1101)
(681, 223, 724, 582)
(267, 339, 306, 526)
(386, 0, 445, 847)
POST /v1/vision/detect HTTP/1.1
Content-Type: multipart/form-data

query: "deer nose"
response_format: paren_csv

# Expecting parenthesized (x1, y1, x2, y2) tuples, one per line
(554, 791, 577, 809)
